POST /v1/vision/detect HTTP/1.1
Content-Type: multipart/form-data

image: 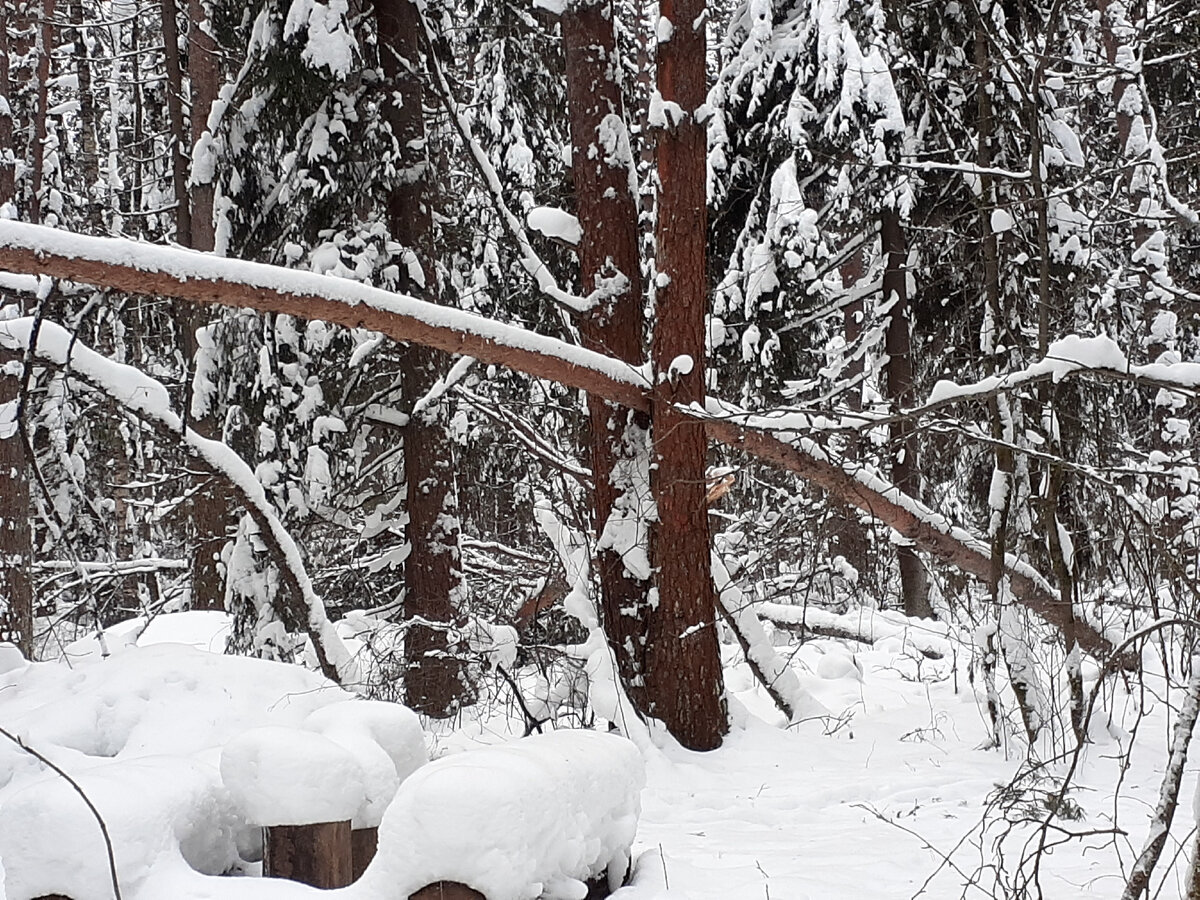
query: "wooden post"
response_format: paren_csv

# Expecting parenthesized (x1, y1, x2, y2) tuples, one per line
(263, 820, 353, 889)
(409, 883, 486, 900)
(351, 826, 378, 882)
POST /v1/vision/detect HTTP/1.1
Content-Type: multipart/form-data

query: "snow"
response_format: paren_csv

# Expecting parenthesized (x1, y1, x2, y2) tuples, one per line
(1, 614, 1198, 900)
(357, 730, 644, 900)
(526, 206, 583, 246)
(926, 334, 1200, 406)
(221, 727, 366, 826)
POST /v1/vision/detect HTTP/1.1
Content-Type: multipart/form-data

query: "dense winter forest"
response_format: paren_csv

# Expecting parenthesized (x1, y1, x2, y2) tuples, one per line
(0, 0, 1198, 896)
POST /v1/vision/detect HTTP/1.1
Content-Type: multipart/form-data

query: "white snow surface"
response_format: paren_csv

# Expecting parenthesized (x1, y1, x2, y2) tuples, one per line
(221, 727, 366, 826)
(1, 612, 1196, 899)
(357, 730, 644, 900)
(526, 206, 583, 246)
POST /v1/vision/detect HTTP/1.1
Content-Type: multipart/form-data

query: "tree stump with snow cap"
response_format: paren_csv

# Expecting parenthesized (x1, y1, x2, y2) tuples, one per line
(301, 699, 429, 882)
(221, 726, 366, 889)
(355, 730, 645, 900)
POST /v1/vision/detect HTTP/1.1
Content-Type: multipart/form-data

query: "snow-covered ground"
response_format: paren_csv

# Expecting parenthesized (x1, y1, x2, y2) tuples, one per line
(0, 612, 1193, 899)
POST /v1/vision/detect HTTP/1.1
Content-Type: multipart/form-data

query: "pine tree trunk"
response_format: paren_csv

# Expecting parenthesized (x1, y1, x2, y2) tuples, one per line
(881, 206, 931, 619)
(0, 5, 34, 657)
(562, 0, 652, 714)
(0, 350, 33, 659)
(648, 0, 727, 750)
(830, 246, 869, 585)
(0, 3, 16, 206)
(29, 0, 55, 225)
(69, 0, 100, 228)
(180, 0, 228, 611)
(186, 0, 216, 251)
(377, 0, 467, 717)
(160, 0, 191, 246)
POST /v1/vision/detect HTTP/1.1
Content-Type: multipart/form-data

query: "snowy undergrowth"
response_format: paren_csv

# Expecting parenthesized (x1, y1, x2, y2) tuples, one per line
(1, 612, 1195, 899)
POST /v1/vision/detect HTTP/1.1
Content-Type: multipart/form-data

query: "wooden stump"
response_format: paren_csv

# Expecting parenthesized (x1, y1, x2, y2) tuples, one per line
(263, 820, 353, 889)
(351, 826, 378, 882)
(409, 882, 486, 900)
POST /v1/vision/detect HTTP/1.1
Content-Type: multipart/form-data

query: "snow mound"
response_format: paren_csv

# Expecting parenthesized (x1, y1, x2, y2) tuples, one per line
(0, 756, 237, 900)
(221, 726, 366, 826)
(0, 643, 344, 760)
(302, 700, 427, 829)
(526, 206, 582, 246)
(358, 730, 645, 899)
(302, 699, 426, 783)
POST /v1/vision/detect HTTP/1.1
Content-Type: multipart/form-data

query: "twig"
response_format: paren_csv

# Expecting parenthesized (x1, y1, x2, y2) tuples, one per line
(0, 724, 123, 900)
(495, 663, 548, 736)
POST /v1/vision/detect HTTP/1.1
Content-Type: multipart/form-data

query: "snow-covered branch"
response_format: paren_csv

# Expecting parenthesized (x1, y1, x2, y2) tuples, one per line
(0, 316, 357, 686)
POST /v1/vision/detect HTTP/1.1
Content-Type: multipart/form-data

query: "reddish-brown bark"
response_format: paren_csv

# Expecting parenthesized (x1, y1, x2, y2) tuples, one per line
(377, 0, 467, 718)
(649, 0, 727, 751)
(179, 0, 233, 612)
(0, 3, 16, 206)
(29, 0, 55, 225)
(161, 0, 192, 246)
(881, 206, 932, 619)
(0, 349, 33, 658)
(186, 0, 217, 252)
(563, 0, 652, 713)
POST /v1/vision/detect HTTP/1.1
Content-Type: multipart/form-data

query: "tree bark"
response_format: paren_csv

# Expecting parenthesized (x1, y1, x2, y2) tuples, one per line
(0, 225, 1125, 663)
(830, 246, 869, 583)
(68, 0, 99, 229)
(179, 0, 227, 611)
(377, 0, 468, 717)
(881, 206, 931, 619)
(648, 0, 727, 750)
(0, 6, 33, 658)
(0, 2, 17, 206)
(0, 349, 33, 658)
(186, 0, 216, 251)
(562, 0, 652, 714)
(161, 0, 192, 246)
(263, 821, 354, 889)
(29, 0, 55, 225)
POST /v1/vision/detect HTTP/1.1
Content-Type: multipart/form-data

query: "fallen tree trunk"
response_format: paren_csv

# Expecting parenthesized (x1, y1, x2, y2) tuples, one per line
(0, 222, 1120, 660)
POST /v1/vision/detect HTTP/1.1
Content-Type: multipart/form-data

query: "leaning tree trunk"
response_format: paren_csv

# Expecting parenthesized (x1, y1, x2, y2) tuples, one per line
(377, 0, 468, 717)
(647, 0, 727, 751)
(562, 0, 653, 714)
(0, 221, 1130, 664)
(881, 206, 932, 619)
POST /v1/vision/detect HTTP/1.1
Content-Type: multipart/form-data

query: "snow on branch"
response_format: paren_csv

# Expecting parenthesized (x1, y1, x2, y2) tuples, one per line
(0, 316, 357, 686)
(411, 7, 599, 315)
(700, 400, 1125, 663)
(0, 220, 651, 408)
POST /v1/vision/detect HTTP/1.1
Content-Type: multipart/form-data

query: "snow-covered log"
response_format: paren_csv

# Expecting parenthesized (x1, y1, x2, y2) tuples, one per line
(756, 602, 951, 660)
(0, 221, 1123, 661)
